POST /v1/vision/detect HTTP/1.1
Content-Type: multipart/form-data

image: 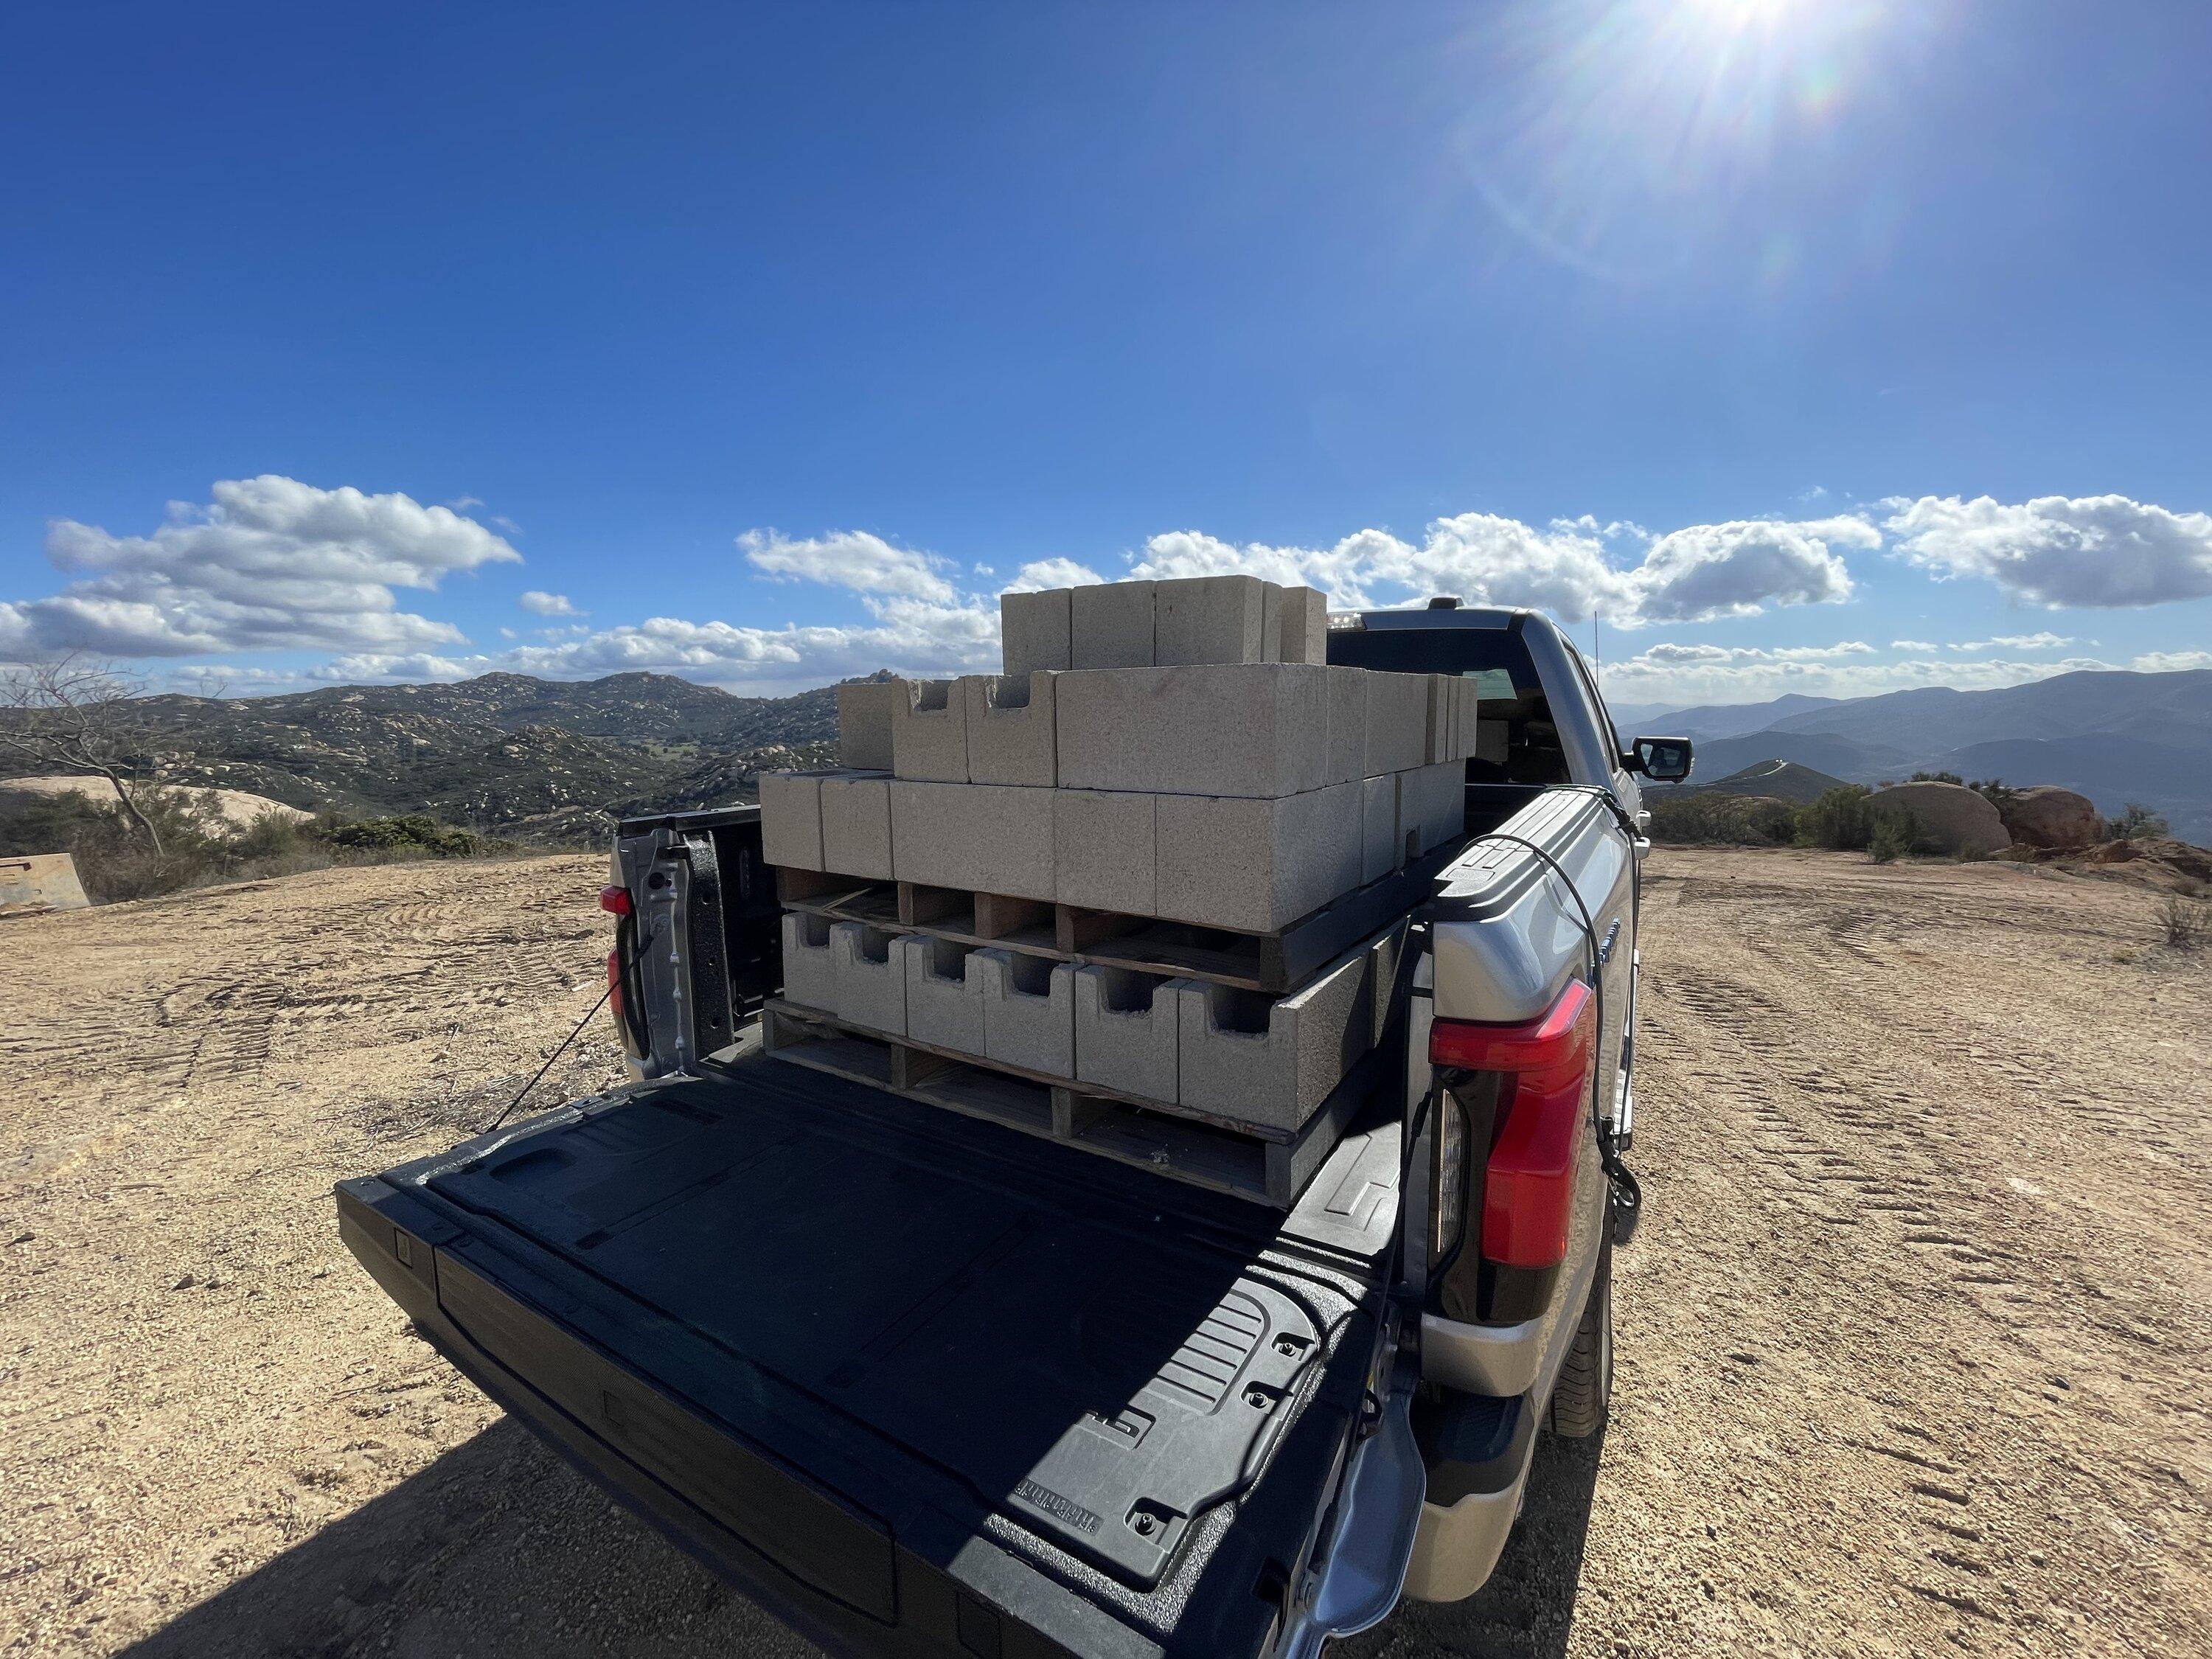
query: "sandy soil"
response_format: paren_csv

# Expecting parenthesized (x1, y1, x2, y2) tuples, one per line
(2, 848, 2206, 1658)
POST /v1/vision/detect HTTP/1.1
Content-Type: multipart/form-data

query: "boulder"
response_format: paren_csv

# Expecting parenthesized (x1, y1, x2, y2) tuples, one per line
(1869, 781, 2010, 856)
(2000, 785, 2100, 850)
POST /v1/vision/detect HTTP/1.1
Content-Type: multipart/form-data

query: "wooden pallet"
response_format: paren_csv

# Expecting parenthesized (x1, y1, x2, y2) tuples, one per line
(761, 998, 1380, 1208)
(776, 840, 1453, 994)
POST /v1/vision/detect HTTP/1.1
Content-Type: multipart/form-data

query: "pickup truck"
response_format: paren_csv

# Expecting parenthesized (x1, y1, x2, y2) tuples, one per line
(336, 600, 1691, 1658)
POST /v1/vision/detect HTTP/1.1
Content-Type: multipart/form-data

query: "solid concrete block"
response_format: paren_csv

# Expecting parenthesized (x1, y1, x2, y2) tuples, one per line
(1001, 588, 1073, 675)
(977, 948, 1075, 1077)
(830, 922, 905, 1033)
(891, 678, 969, 782)
(1259, 582, 1284, 663)
(1369, 916, 1411, 1034)
(1360, 774, 1400, 884)
(1177, 942, 1374, 1130)
(1054, 789, 1155, 914)
(1055, 664, 1331, 799)
(1279, 586, 1327, 664)
(899, 933, 985, 1055)
(1154, 574, 1265, 666)
(1455, 677, 1481, 762)
(1425, 675, 1454, 765)
(1073, 966, 1185, 1101)
(837, 681, 896, 771)
(820, 773, 893, 880)
(889, 782, 1056, 900)
(1364, 671, 1430, 776)
(1155, 782, 1360, 933)
(780, 911, 838, 1012)
(1072, 580, 1155, 669)
(963, 672, 1057, 787)
(759, 771, 826, 870)
(1327, 667, 1367, 786)
(1403, 760, 1465, 854)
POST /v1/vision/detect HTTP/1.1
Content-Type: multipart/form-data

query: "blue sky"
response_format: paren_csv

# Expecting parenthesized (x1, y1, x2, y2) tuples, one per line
(3, 0, 2208, 707)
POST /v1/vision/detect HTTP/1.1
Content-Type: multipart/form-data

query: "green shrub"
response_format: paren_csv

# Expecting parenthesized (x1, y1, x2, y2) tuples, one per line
(2161, 897, 2208, 951)
(1795, 785, 1874, 850)
(316, 813, 481, 856)
(1868, 812, 1917, 863)
(2109, 803, 2170, 841)
(1644, 792, 1798, 846)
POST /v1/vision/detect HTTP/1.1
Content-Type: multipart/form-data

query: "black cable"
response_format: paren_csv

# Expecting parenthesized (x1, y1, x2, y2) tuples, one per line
(479, 927, 654, 1135)
(1456, 810, 1643, 1236)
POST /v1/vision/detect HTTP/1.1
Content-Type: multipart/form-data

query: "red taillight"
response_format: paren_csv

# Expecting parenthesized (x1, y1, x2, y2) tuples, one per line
(1430, 980, 1596, 1270)
(599, 883, 632, 916)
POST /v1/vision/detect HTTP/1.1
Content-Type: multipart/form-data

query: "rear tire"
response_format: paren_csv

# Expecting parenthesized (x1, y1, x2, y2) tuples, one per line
(1547, 1232, 1613, 1439)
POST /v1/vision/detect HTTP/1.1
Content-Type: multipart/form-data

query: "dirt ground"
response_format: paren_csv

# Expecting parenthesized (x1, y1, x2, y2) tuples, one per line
(2, 848, 2207, 1658)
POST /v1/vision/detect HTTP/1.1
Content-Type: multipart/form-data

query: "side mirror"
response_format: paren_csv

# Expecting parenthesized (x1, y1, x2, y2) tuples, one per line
(1627, 736, 1694, 782)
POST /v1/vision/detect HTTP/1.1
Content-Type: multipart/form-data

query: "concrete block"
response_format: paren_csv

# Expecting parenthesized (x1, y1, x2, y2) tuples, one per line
(1177, 942, 1374, 1131)
(1327, 668, 1367, 786)
(830, 922, 905, 1033)
(1279, 586, 1327, 664)
(1474, 717, 1509, 767)
(1259, 582, 1284, 663)
(1360, 774, 1399, 884)
(1073, 966, 1185, 1101)
(779, 911, 838, 1012)
(1072, 580, 1155, 669)
(759, 771, 825, 870)
(837, 681, 896, 771)
(889, 782, 1056, 900)
(899, 933, 985, 1055)
(891, 678, 969, 782)
(1456, 677, 1481, 762)
(1369, 916, 1411, 1034)
(963, 672, 1057, 787)
(1055, 664, 1331, 798)
(1154, 574, 1265, 666)
(1054, 789, 1155, 914)
(1364, 672, 1430, 776)
(1425, 675, 1454, 765)
(1403, 760, 1465, 854)
(820, 773, 893, 880)
(977, 948, 1075, 1077)
(1155, 782, 1360, 933)
(1001, 588, 1073, 675)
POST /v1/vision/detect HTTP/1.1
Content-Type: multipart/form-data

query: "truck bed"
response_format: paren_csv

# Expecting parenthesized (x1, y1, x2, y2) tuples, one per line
(338, 1030, 1402, 1659)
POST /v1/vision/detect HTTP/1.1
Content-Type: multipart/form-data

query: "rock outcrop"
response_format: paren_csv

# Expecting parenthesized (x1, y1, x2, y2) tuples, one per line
(2000, 785, 2101, 850)
(1870, 781, 2011, 856)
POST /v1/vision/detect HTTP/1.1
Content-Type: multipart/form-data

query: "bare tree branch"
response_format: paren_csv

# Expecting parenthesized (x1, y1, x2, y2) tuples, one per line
(0, 653, 166, 852)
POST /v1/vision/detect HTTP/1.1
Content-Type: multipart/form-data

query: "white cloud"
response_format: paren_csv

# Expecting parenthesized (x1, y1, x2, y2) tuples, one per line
(2133, 650, 2212, 672)
(1884, 494, 2212, 608)
(443, 495, 486, 511)
(518, 590, 582, 616)
(1005, 557, 1105, 592)
(1960, 631, 2073, 651)
(1, 476, 518, 658)
(1890, 639, 1938, 651)
(1129, 512, 1871, 626)
(1599, 646, 2120, 706)
(740, 527, 956, 603)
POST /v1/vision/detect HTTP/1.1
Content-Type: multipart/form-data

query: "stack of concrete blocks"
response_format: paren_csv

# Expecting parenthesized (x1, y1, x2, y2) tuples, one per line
(765, 580, 1473, 1133)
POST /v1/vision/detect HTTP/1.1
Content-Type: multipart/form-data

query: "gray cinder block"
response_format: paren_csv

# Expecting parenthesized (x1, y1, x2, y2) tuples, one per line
(899, 934, 985, 1054)
(821, 773, 893, 880)
(1360, 774, 1399, 884)
(1279, 587, 1327, 664)
(977, 948, 1075, 1077)
(1425, 676, 1454, 765)
(1055, 664, 1332, 799)
(780, 911, 838, 1012)
(1155, 782, 1360, 933)
(1054, 789, 1156, 914)
(1002, 588, 1074, 675)
(1327, 668, 1367, 786)
(1072, 580, 1155, 669)
(1455, 677, 1481, 762)
(830, 922, 905, 1033)
(1154, 574, 1265, 666)
(964, 672, 1058, 787)
(1364, 672, 1430, 776)
(1176, 942, 1375, 1131)
(759, 771, 826, 870)
(1369, 916, 1411, 1034)
(1073, 966, 1184, 1101)
(1403, 760, 1465, 854)
(891, 678, 970, 782)
(1259, 583, 1284, 663)
(837, 681, 896, 771)
(889, 781, 1056, 900)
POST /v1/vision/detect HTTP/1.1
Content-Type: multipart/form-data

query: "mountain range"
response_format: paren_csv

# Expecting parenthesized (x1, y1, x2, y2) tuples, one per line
(1630, 668, 2212, 840)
